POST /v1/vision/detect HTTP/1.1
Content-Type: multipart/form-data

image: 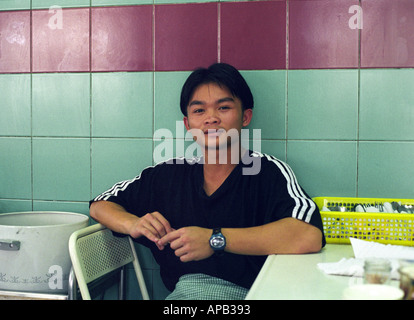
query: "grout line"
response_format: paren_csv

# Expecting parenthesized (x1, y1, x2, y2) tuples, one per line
(89, 4, 92, 73)
(285, 0, 289, 71)
(30, 74, 33, 210)
(217, 2, 221, 63)
(89, 77, 93, 201)
(89, 1, 93, 200)
(355, 0, 362, 197)
(152, 2, 155, 72)
(30, 0, 34, 210)
(285, 0, 289, 163)
(152, 2, 156, 165)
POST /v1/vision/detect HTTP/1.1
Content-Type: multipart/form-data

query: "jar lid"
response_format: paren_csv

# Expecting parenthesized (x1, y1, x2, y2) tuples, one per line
(364, 258, 391, 270)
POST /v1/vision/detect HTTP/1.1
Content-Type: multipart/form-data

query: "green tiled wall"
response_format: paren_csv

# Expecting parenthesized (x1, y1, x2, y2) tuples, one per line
(92, 73, 153, 138)
(359, 69, 414, 141)
(2, 69, 413, 206)
(1, 69, 414, 298)
(33, 74, 90, 137)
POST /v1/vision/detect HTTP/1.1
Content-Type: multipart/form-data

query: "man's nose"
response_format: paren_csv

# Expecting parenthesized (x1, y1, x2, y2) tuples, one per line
(204, 109, 220, 125)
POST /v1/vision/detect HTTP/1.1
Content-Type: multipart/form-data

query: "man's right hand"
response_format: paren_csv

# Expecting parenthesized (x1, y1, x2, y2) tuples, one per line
(90, 201, 173, 250)
(130, 211, 174, 250)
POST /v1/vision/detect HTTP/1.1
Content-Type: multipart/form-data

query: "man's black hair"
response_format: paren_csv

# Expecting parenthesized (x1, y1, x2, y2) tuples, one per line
(180, 63, 254, 116)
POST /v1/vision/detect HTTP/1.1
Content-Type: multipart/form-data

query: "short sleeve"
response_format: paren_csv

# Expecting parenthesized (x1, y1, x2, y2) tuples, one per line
(89, 166, 155, 217)
(257, 156, 325, 245)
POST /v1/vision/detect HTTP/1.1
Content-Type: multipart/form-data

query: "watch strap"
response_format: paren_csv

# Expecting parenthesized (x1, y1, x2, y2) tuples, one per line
(210, 227, 226, 256)
(212, 227, 221, 235)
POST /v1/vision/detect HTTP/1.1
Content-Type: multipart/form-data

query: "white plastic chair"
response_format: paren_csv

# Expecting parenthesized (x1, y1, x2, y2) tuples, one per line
(68, 223, 149, 300)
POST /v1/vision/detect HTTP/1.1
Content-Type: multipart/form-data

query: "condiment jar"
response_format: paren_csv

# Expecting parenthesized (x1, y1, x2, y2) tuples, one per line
(364, 258, 391, 285)
(398, 265, 414, 300)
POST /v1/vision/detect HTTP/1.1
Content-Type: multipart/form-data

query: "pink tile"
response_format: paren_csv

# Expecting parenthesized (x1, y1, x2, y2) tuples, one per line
(0, 11, 30, 73)
(289, 0, 359, 69)
(33, 8, 90, 72)
(361, 0, 414, 68)
(92, 6, 153, 72)
(155, 3, 218, 71)
(220, 1, 286, 70)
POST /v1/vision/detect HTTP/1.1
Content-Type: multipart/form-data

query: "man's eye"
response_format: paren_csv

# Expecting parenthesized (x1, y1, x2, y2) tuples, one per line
(193, 108, 204, 114)
(219, 106, 230, 110)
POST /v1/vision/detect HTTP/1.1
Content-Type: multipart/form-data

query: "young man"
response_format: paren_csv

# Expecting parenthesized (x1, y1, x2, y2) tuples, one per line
(90, 63, 325, 299)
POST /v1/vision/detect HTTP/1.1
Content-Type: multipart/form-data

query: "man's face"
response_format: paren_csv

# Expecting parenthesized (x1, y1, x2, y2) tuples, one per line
(183, 83, 252, 152)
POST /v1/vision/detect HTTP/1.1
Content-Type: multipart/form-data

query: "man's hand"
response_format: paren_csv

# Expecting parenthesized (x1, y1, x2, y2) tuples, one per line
(130, 211, 173, 250)
(158, 227, 214, 262)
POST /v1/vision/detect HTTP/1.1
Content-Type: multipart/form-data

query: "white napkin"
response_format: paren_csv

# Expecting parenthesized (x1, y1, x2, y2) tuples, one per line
(350, 238, 414, 260)
(317, 257, 401, 279)
(318, 257, 365, 277)
(317, 238, 414, 279)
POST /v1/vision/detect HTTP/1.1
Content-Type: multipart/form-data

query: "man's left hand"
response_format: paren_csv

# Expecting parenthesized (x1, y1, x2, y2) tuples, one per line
(158, 227, 214, 262)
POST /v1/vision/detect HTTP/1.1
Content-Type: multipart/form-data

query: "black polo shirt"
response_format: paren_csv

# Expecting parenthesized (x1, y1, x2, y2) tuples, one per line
(91, 151, 325, 291)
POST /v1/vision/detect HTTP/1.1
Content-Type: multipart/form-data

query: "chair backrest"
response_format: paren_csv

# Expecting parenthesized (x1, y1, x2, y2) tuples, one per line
(69, 223, 149, 300)
(76, 227, 134, 284)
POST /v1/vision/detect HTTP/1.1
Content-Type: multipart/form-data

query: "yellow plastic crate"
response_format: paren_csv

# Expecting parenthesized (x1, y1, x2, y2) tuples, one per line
(313, 197, 414, 246)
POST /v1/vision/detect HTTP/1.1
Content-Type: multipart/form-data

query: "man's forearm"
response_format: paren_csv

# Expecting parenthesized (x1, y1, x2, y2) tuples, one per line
(158, 217, 323, 263)
(90, 200, 138, 235)
(90, 201, 173, 246)
(91, 202, 323, 258)
(222, 218, 323, 256)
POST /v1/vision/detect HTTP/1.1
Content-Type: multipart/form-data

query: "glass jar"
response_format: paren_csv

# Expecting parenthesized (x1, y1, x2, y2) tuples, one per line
(364, 258, 391, 285)
(399, 265, 414, 300)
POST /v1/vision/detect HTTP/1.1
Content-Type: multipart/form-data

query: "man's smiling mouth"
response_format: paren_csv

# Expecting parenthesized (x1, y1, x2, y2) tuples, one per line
(204, 128, 225, 136)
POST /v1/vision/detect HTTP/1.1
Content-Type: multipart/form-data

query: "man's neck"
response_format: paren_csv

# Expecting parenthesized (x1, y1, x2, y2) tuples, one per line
(201, 146, 246, 196)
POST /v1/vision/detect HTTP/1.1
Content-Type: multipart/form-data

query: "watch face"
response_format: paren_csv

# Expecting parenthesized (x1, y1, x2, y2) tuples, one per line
(210, 236, 225, 249)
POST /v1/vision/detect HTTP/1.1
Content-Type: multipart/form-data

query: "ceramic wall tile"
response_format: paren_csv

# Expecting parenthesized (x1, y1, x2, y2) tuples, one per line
(257, 140, 286, 163)
(0, 137, 32, 199)
(358, 141, 414, 198)
(91, 138, 153, 197)
(32, 0, 90, 8)
(154, 71, 191, 134)
(288, 69, 358, 140)
(359, 69, 414, 140)
(33, 200, 90, 215)
(92, 72, 153, 138)
(287, 140, 358, 198)
(0, 74, 31, 136)
(32, 73, 90, 137)
(241, 70, 287, 140)
(0, 0, 30, 10)
(91, 6, 153, 72)
(361, 0, 414, 68)
(289, 0, 359, 69)
(32, 138, 90, 201)
(92, 0, 153, 6)
(32, 8, 89, 72)
(151, 268, 171, 300)
(0, 10, 30, 73)
(0, 199, 32, 213)
(154, 3, 218, 71)
(125, 268, 154, 299)
(155, 0, 216, 3)
(220, 1, 286, 70)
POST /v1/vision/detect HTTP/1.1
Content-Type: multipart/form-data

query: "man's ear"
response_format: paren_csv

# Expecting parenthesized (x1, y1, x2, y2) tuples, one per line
(242, 109, 253, 127)
(183, 116, 190, 130)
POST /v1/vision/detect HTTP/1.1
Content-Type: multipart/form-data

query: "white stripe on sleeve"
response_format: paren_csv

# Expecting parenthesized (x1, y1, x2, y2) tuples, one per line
(252, 151, 316, 223)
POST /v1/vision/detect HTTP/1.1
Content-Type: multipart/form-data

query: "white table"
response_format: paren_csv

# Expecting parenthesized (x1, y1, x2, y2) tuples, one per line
(246, 244, 398, 300)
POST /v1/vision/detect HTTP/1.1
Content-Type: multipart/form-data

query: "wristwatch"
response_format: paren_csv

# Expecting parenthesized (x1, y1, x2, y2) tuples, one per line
(209, 228, 226, 255)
